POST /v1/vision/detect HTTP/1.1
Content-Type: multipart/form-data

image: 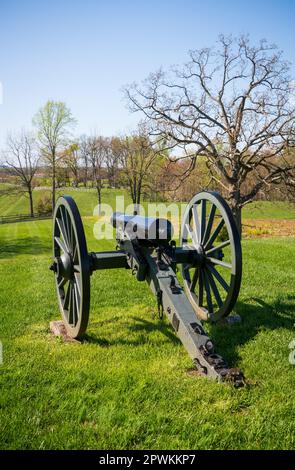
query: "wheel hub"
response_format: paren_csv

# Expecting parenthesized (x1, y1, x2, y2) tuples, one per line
(192, 244, 206, 267)
(56, 253, 74, 280)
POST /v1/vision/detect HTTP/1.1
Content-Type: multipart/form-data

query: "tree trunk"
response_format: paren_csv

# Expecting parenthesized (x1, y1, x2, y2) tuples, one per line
(96, 183, 101, 215)
(108, 169, 112, 188)
(74, 173, 79, 188)
(28, 187, 34, 217)
(135, 181, 141, 215)
(130, 181, 138, 214)
(84, 160, 88, 187)
(52, 154, 56, 211)
(229, 185, 242, 237)
(232, 205, 242, 237)
(52, 172, 56, 211)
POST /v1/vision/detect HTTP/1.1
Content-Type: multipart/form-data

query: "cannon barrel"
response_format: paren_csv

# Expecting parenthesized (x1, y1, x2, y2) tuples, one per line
(111, 212, 173, 242)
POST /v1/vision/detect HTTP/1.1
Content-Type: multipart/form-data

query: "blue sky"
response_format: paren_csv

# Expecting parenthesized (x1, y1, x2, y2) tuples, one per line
(0, 0, 295, 147)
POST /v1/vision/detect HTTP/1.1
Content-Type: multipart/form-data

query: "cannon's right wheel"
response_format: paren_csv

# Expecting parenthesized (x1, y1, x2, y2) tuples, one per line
(52, 196, 90, 338)
(180, 191, 242, 322)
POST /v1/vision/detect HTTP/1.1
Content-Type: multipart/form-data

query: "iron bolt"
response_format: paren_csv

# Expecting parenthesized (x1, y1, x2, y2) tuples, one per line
(49, 262, 57, 273)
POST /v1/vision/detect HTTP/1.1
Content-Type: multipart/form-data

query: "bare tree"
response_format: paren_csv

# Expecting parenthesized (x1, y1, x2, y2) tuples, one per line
(79, 135, 90, 187)
(125, 35, 295, 233)
(3, 131, 39, 216)
(63, 142, 80, 187)
(116, 127, 164, 213)
(33, 100, 76, 209)
(105, 137, 119, 188)
(86, 136, 106, 210)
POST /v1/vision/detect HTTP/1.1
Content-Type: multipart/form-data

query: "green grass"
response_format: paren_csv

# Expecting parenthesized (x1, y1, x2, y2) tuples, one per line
(0, 184, 295, 220)
(242, 200, 295, 220)
(0, 185, 131, 217)
(0, 206, 295, 449)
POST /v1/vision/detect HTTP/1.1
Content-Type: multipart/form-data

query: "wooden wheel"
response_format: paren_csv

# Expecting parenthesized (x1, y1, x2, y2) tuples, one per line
(180, 191, 242, 322)
(51, 196, 90, 338)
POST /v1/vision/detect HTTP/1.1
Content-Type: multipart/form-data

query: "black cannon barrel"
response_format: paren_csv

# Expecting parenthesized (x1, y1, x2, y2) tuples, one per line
(111, 212, 173, 242)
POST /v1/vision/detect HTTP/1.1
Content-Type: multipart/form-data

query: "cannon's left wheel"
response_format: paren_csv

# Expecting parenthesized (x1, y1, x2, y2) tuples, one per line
(52, 196, 90, 338)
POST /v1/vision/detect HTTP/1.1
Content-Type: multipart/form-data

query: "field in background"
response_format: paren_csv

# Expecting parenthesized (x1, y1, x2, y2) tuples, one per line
(0, 192, 295, 449)
(0, 185, 131, 217)
(1, 184, 295, 219)
(1, 186, 295, 240)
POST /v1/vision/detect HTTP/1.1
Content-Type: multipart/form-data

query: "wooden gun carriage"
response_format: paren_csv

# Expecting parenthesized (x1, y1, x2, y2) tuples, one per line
(50, 191, 244, 386)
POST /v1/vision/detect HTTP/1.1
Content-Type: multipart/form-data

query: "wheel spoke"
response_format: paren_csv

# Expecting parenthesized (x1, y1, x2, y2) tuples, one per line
(204, 218, 225, 250)
(205, 239, 231, 255)
(202, 203, 216, 245)
(69, 286, 76, 325)
(56, 217, 70, 252)
(74, 273, 81, 297)
(206, 264, 229, 292)
(185, 223, 198, 247)
(198, 270, 204, 306)
(203, 270, 213, 313)
(54, 236, 67, 254)
(62, 207, 73, 253)
(200, 199, 206, 242)
(190, 268, 199, 292)
(205, 267, 223, 308)
(60, 207, 69, 241)
(74, 264, 81, 273)
(58, 277, 68, 289)
(63, 282, 72, 311)
(206, 257, 232, 270)
(67, 213, 74, 253)
(74, 283, 80, 318)
(191, 205, 201, 243)
(73, 243, 78, 263)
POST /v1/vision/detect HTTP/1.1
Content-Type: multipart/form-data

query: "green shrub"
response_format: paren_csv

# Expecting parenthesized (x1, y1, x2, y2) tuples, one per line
(216, 225, 229, 242)
(36, 194, 52, 215)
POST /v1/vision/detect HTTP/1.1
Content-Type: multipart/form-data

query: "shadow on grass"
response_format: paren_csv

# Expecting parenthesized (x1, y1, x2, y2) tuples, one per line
(209, 295, 295, 365)
(83, 315, 179, 347)
(84, 296, 295, 370)
(0, 237, 51, 259)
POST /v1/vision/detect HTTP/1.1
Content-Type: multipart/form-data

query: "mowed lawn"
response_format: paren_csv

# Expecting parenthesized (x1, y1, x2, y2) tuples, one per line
(0, 186, 131, 218)
(1, 184, 295, 220)
(0, 209, 295, 448)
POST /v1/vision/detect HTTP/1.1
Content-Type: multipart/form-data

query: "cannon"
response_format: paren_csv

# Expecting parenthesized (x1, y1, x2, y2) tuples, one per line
(50, 191, 244, 385)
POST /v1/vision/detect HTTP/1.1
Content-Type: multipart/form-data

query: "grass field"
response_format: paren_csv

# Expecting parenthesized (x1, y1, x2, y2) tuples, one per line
(0, 185, 130, 217)
(1, 184, 295, 220)
(0, 194, 295, 449)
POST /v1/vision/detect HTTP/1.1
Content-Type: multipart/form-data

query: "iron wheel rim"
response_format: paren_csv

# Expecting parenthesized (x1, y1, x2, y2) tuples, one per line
(180, 191, 242, 322)
(52, 196, 90, 338)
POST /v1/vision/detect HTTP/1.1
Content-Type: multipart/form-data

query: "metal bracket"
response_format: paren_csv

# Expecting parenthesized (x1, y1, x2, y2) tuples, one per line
(156, 290, 164, 320)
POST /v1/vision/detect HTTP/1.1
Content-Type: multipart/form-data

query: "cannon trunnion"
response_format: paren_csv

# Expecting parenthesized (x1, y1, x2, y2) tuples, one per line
(50, 191, 243, 386)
